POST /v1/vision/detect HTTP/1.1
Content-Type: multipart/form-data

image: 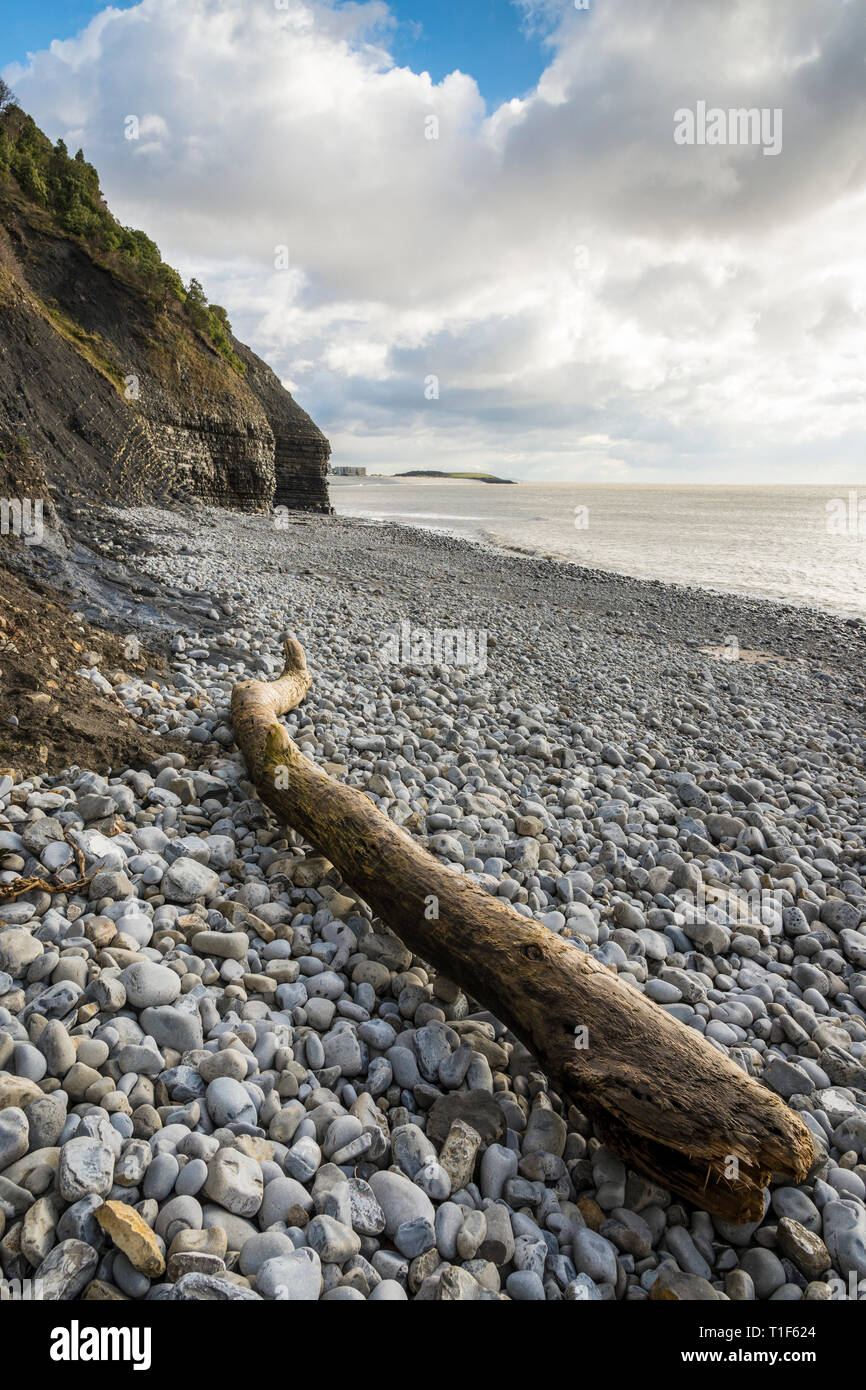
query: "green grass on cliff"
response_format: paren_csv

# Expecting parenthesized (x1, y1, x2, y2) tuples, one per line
(0, 260, 126, 397)
(40, 297, 127, 392)
(0, 103, 245, 375)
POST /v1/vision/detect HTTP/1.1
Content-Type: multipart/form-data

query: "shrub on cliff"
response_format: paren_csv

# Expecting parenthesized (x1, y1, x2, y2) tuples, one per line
(0, 105, 245, 374)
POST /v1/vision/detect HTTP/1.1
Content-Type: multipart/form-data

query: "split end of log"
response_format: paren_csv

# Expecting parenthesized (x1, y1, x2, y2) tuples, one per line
(591, 1104, 814, 1224)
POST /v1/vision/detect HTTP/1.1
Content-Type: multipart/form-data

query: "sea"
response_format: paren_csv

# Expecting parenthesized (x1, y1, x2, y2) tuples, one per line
(329, 478, 866, 620)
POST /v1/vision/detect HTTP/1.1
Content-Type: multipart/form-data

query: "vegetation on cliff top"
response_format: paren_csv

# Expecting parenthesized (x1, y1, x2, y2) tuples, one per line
(0, 90, 245, 374)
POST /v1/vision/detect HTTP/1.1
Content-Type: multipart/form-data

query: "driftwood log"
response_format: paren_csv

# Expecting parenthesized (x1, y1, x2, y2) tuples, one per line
(231, 639, 814, 1221)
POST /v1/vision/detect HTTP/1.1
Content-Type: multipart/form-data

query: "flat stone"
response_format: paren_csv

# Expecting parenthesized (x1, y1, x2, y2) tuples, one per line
(238, 1231, 297, 1277)
(163, 860, 221, 904)
(651, 1267, 723, 1300)
(426, 1091, 506, 1148)
(89, 870, 135, 900)
(168, 1226, 228, 1261)
(565, 1273, 603, 1300)
(306, 1214, 361, 1263)
(437, 1119, 482, 1191)
(57, 1194, 104, 1247)
(523, 1104, 567, 1158)
(823, 1200, 866, 1279)
(172, 1272, 262, 1300)
(21, 1192, 62, 1265)
(392, 1123, 437, 1179)
(58, 1137, 115, 1202)
(776, 1218, 831, 1280)
(347, 1178, 386, 1236)
(203, 1148, 263, 1217)
(191, 930, 249, 960)
(166, 1252, 226, 1282)
(140, 1005, 203, 1053)
(35, 1239, 99, 1300)
(0, 928, 43, 976)
(321, 1028, 363, 1077)
(0, 1075, 44, 1111)
(200, 1205, 259, 1252)
(20, 981, 84, 1023)
(395, 1217, 436, 1258)
(96, 1200, 166, 1278)
(81, 1279, 130, 1301)
(24, 1093, 67, 1149)
(764, 1057, 814, 1098)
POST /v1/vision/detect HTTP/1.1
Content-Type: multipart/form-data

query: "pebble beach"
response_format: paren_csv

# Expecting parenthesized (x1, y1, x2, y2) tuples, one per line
(1, 503, 865, 1303)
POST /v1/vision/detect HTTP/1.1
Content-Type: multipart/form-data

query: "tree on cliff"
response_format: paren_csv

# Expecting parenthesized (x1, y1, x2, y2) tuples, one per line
(0, 79, 15, 112)
(184, 277, 210, 332)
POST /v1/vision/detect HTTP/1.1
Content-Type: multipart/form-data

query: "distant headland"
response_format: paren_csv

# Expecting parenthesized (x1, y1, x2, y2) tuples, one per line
(393, 470, 517, 484)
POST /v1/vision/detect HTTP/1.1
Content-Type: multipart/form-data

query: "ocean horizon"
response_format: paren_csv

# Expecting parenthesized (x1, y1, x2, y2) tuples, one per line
(331, 477, 866, 619)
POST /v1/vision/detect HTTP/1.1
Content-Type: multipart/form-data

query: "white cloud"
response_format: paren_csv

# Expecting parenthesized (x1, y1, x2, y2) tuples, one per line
(5, 0, 865, 481)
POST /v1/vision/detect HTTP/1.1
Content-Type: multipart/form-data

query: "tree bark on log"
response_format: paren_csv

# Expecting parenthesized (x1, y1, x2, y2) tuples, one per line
(231, 639, 814, 1222)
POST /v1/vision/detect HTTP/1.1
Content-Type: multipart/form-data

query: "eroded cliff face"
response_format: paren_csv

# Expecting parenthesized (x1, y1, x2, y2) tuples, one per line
(238, 345, 331, 511)
(0, 175, 331, 517)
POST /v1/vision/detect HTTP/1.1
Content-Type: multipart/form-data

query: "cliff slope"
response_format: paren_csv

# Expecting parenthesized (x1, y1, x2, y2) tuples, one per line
(0, 105, 331, 516)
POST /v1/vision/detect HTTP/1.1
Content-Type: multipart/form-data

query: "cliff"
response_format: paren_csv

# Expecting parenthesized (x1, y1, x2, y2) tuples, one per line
(0, 105, 331, 516)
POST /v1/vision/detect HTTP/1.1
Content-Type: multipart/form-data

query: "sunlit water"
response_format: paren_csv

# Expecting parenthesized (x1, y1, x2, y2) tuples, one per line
(331, 478, 866, 618)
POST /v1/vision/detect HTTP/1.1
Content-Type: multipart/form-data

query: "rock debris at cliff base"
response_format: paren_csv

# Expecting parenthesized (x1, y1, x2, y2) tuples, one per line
(0, 506, 864, 1302)
(0, 565, 181, 775)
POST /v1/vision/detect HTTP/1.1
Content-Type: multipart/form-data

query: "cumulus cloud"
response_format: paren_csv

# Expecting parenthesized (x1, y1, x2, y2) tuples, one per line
(5, 0, 865, 481)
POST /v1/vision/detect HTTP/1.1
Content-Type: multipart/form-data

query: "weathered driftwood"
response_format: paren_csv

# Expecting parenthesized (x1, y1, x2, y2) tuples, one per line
(231, 639, 814, 1221)
(0, 830, 91, 902)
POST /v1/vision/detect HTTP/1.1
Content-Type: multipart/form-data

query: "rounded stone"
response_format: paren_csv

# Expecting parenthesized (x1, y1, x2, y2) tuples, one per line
(0, 1106, 29, 1171)
(206, 1078, 257, 1128)
(573, 1228, 618, 1285)
(119, 962, 181, 1009)
(368, 1170, 435, 1236)
(256, 1248, 322, 1300)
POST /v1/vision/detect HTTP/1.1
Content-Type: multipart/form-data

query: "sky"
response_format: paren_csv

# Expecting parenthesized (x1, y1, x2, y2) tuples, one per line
(0, 0, 551, 106)
(2, 0, 864, 483)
